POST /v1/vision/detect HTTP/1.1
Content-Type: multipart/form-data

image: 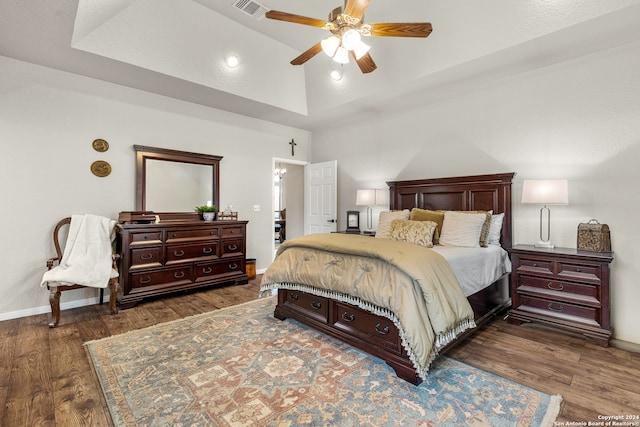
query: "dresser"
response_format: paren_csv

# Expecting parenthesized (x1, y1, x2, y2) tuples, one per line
(508, 245, 614, 346)
(117, 218, 248, 309)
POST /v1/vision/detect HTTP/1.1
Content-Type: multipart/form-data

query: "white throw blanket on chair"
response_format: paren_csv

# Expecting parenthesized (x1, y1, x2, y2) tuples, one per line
(41, 214, 119, 289)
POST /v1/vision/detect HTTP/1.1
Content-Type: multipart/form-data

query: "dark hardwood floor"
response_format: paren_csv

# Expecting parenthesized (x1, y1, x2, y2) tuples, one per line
(1, 276, 638, 426)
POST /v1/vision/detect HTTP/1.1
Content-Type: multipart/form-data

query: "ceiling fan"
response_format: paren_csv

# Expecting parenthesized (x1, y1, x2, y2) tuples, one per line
(265, 0, 432, 74)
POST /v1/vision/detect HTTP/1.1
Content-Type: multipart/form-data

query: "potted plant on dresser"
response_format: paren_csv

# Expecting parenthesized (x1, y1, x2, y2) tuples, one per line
(195, 204, 217, 221)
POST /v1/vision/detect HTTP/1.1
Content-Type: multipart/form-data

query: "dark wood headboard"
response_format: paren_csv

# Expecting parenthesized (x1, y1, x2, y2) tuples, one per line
(387, 173, 515, 248)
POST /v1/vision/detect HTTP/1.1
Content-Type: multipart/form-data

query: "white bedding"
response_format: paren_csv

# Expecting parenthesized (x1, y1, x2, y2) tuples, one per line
(431, 245, 512, 296)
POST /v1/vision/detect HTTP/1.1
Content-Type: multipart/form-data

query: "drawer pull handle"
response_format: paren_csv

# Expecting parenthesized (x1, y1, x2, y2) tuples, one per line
(228, 263, 238, 270)
(532, 263, 537, 267)
(202, 247, 213, 254)
(289, 293, 299, 301)
(202, 267, 212, 274)
(139, 276, 151, 284)
(547, 282, 564, 291)
(140, 253, 153, 260)
(576, 268, 581, 272)
(375, 323, 390, 335)
(173, 233, 177, 237)
(228, 244, 238, 251)
(548, 302, 564, 312)
(311, 301, 322, 310)
(342, 312, 355, 322)
(173, 250, 185, 257)
(210, 231, 215, 235)
(174, 271, 185, 279)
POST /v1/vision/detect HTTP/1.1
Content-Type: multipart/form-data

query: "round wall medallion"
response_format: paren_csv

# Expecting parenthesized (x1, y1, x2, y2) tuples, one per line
(92, 138, 109, 152)
(91, 160, 112, 177)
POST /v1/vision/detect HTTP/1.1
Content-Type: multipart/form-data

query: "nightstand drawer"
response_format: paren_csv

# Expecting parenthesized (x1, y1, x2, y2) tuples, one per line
(557, 261, 601, 283)
(516, 257, 553, 275)
(516, 275, 599, 304)
(518, 295, 600, 326)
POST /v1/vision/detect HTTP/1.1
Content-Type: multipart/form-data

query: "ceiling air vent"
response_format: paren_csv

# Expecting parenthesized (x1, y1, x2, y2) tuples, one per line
(232, 0, 269, 20)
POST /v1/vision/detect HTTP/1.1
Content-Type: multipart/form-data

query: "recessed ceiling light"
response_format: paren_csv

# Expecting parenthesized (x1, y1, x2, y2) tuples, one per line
(226, 55, 239, 68)
(330, 68, 343, 81)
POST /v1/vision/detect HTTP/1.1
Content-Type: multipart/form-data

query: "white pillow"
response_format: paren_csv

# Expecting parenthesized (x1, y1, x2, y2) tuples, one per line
(439, 211, 486, 248)
(375, 210, 410, 239)
(487, 213, 505, 246)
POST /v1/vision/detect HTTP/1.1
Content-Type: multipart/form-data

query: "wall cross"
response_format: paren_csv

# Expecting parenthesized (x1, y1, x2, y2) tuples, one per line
(289, 139, 297, 156)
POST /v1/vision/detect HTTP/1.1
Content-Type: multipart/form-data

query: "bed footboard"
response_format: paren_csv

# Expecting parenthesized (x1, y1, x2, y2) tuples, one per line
(273, 276, 511, 385)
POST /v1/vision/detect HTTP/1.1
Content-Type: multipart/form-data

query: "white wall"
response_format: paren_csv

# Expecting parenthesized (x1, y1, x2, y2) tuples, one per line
(312, 41, 640, 345)
(0, 55, 310, 319)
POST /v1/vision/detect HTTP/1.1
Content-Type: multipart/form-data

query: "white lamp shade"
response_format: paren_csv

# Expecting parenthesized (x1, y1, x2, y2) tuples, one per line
(321, 36, 340, 57)
(333, 46, 350, 64)
(356, 189, 384, 206)
(521, 179, 569, 205)
(353, 40, 371, 60)
(356, 189, 376, 206)
(342, 29, 361, 50)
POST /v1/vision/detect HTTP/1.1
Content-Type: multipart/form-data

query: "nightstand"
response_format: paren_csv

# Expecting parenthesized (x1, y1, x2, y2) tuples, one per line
(508, 245, 614, 346)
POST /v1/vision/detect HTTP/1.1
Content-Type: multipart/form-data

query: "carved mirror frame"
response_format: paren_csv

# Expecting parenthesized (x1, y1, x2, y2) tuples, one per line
(134, 145, 222, 218)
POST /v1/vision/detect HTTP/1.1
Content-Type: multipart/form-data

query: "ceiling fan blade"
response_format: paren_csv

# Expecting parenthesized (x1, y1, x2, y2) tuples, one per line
(265, 10, 328, 28)
(351, 51, 377, 74)
(343, 0, 371, 20)
(291, 42, 323, 65)
(368, 22, 433, 38)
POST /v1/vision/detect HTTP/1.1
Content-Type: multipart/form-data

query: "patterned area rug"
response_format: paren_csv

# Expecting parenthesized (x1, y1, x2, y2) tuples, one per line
(86, 297, 561, 426)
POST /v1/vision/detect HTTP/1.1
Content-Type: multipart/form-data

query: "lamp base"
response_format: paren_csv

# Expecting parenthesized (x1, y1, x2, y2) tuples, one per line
(534, 240, 555, 249)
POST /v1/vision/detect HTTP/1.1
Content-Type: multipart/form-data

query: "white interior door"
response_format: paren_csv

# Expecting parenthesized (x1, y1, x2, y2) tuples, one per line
(305, 160, 337, 234)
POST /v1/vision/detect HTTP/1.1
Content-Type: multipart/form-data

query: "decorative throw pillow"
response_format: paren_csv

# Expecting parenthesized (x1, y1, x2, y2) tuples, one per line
(375, 210, 410, 239)
(409, 208, 445, 244)
(439, 211, 487, 248)
(389, 219, 437, 248)
(487, 213, 505, 245)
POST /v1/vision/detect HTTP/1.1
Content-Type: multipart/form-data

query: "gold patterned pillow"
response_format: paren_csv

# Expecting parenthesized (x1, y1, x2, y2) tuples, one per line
(409, 208, 445, 244)
(389, 220, 437, 248)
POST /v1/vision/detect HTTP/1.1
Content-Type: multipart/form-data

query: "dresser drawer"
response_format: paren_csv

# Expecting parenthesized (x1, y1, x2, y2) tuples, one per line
(129, 266, 192, 289)
(515, 257, 553, 275)
(166, 228, 219, 242)
(221, 225, 244, 238)
(166, 241, 219, 263)
(282, 290, 328, 323)
(221, 239, 244, 257)
(333, 302, 401, 353)
(129, 246, 163, 270)
(516, 275, 600, 305)
(195, 259, 244, 280)
(129, 231, 163, 245)
(517, 295, 600, 326)
(557, 261, 601, 283)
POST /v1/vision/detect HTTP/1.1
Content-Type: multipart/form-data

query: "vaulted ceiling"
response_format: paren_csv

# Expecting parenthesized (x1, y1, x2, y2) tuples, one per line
(2, 0, 640, 131)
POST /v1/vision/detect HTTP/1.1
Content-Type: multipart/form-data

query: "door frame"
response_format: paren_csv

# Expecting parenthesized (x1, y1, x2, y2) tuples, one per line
(272, 157, 308, 257)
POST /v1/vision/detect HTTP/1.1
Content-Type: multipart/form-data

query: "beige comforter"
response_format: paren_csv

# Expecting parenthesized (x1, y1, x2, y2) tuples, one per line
(260, 233, 475, 379)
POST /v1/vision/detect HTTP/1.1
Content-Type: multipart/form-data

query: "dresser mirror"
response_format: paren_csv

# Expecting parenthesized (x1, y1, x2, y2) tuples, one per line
(134, 145, 221, 215)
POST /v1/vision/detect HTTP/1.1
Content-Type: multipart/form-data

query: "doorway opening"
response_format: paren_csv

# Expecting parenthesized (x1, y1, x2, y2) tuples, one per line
(273, 158, 306, 258)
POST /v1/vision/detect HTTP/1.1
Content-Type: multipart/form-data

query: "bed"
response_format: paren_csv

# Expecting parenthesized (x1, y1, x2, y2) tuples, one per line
(260, 172, 515, 385)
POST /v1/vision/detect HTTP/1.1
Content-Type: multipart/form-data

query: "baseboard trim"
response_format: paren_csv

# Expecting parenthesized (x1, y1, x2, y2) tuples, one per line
(0, 292, 107, 322)
(1, 272, 266, 323)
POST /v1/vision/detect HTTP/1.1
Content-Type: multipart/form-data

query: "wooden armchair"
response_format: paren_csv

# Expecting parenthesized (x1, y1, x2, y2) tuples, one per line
(45, 217, 120, 328)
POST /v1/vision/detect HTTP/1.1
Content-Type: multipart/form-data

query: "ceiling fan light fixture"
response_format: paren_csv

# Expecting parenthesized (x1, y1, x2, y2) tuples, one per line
(321, 36, 340, 57)
(341, 28, 361, 50)
(333, 46, 350, 64)
(353, 40, 370, 60)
